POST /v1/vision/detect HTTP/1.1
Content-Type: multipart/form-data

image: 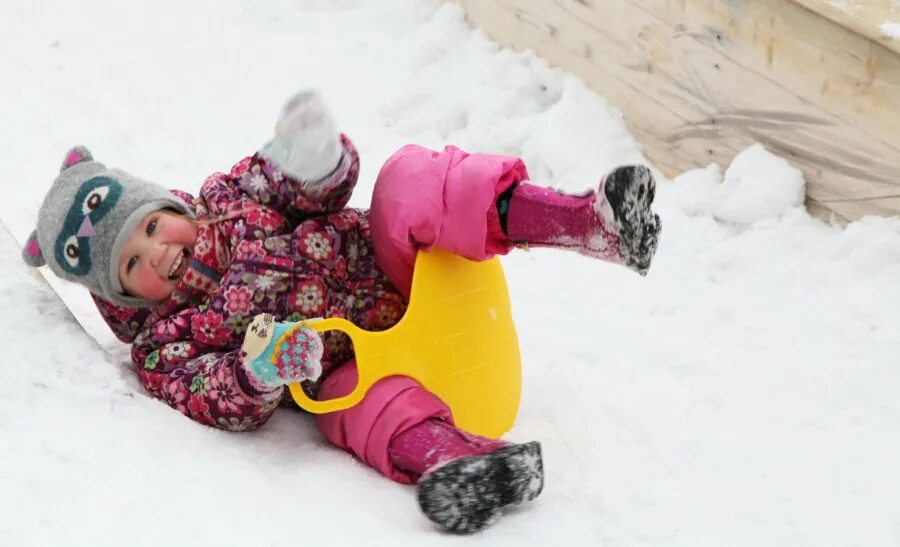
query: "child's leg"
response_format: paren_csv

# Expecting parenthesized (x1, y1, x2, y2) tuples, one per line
(315, 360, 544, 533)
(369, 144, 529, 297)
(392, 418, 544, 534)
(370, 145, 661, 298)
(315, 359, 454, 484)
(387, 417, 509, 475)
(499, 165, 661, 275)
(315, 359, 515, 481)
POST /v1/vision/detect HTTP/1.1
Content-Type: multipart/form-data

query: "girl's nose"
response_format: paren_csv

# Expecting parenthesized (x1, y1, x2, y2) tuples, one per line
(148, 243, 167, 269)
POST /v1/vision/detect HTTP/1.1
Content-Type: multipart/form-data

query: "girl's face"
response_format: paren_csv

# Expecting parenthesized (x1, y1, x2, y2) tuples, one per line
(117, 210, 197, 302)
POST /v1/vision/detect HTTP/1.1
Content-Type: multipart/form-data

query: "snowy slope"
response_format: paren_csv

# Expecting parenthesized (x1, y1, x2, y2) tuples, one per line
(2, 1, 900, 545)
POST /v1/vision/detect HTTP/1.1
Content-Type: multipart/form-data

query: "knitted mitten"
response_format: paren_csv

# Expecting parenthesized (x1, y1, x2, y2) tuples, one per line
(241, 313, 324, 389)
(416, 441, 544, 534)
(501, 165, 661, 275)
(259, 90, 342, 182)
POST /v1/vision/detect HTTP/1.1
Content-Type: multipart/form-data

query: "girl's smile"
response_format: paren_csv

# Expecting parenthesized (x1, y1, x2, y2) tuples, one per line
(117, 209, 197, 301)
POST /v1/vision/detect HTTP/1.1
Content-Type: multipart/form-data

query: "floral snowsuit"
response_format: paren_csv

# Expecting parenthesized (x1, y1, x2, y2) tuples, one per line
(94, 136, 530, 482)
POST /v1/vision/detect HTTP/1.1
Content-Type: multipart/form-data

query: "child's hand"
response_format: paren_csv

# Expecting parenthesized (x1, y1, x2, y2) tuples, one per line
(241, 313, 324, 389)
(259, 89, 342, 182)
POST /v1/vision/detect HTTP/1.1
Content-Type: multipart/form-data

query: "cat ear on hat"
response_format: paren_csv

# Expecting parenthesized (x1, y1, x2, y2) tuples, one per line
(22, 230, 45, 267)
(60, 146, 94, 173)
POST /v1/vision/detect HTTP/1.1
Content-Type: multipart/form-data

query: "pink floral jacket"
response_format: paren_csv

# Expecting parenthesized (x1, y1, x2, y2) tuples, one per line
(93, 136, 409, 431)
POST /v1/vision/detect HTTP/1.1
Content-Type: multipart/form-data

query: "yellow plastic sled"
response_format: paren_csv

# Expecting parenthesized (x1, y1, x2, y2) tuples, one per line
(286, 248, 521, 439)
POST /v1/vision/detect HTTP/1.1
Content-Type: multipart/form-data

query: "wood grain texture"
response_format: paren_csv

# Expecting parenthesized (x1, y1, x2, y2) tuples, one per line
(451, 0, 900, 222)
(791, 0, 900, 54)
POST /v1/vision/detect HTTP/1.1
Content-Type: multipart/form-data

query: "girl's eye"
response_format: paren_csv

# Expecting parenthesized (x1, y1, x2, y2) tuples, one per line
(127, 256, 137, 272)
(146, 218, 157, 236)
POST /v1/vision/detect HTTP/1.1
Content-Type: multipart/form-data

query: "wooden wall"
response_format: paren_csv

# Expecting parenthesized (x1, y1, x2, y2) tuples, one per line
(451, 0, 900, 222)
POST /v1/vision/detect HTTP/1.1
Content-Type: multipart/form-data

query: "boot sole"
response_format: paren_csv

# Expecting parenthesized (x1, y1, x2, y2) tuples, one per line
(603, 165, 661, 275)
(416, 441, 544, 534)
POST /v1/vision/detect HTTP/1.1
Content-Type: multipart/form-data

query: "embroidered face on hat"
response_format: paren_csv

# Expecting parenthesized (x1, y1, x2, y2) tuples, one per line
(22, 146, 194, 308)
(54, 174, 123, 276)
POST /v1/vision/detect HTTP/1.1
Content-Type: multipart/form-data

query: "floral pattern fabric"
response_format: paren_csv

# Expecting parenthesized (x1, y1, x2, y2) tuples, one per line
(93, 135, 409, 431)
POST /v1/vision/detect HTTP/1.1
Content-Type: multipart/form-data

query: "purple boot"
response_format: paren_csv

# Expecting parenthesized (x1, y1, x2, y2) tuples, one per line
(502, 165, 661, 275)
(389, 419, 544, 534)
(416, 441, 544, 534)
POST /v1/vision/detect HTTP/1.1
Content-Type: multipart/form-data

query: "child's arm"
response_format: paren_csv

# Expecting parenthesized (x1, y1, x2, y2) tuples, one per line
(135, 344, 284, 431)
(236, 91, 360, 216)
(130, 314, 323, 431)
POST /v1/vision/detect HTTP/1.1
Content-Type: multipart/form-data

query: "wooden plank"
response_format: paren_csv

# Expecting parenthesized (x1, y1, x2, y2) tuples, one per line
(791, 0, 900, 54)
(451, 0, 900, 221)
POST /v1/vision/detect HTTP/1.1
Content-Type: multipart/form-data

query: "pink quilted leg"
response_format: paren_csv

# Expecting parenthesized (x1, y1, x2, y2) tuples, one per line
(315, 360, 455, 485)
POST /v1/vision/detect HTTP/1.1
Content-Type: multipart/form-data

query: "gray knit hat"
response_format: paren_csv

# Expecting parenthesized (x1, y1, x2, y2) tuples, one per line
(21, 146, 194, 308)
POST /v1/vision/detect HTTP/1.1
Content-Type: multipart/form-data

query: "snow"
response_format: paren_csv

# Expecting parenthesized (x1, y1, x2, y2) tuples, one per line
(709, 143, 806, 224)
(2, 0, 900, 545)
(882, 21, 900, 39)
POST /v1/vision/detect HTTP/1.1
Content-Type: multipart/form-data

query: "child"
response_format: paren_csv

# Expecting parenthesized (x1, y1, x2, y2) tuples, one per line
(21, 91, 660, 534)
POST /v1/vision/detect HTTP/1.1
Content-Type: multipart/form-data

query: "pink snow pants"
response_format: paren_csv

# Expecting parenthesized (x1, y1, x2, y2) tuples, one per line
(315, 145, 529, 484)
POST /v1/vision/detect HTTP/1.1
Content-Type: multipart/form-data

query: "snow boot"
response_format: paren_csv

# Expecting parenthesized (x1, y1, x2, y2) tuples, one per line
(416, 441, 544, 534)
(259, 89, 343, 182)
(501, 165, 661, 275)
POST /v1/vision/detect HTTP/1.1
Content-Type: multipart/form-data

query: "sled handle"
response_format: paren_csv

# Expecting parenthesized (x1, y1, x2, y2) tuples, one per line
(285, 317, 377, 414)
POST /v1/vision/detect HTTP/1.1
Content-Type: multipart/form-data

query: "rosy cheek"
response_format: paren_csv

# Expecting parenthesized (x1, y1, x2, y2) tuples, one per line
(130, 265, 172, 301)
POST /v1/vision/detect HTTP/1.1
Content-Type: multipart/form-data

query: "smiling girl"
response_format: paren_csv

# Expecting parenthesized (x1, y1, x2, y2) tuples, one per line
(22, 90, 660, 533)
